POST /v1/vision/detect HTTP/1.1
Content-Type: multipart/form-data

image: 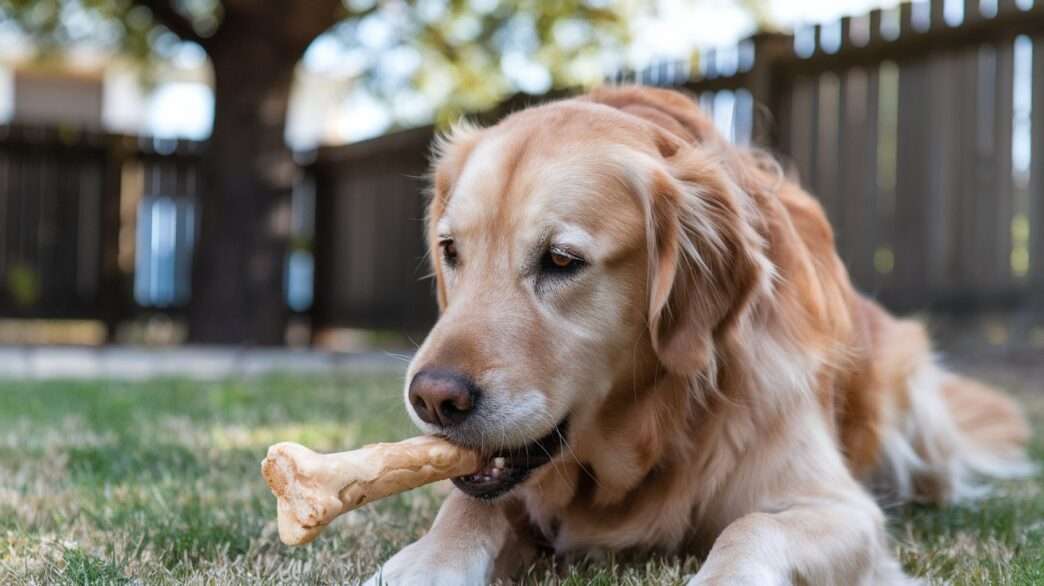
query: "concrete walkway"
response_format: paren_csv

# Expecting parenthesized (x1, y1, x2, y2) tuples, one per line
(0, 346, 410, 380)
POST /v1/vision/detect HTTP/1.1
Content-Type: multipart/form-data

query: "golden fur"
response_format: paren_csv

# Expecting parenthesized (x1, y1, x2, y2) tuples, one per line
(367, 87, 1033, 585)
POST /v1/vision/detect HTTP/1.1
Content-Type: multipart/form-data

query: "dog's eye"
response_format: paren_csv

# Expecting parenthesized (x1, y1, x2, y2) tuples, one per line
(541, 247, 585, 275)
(440, 240, 458, 267)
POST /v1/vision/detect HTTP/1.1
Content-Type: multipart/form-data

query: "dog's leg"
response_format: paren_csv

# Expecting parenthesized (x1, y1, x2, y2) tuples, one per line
(365, 490, 511, 586)
(687, 493, 915, 586)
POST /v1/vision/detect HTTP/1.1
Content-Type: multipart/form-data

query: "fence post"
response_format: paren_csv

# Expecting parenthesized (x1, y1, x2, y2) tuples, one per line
(99, 135, 128, 341)
(1031, 35, 1044, 306)
(308, 155, 334, 345)
(746, 31, 794, 150)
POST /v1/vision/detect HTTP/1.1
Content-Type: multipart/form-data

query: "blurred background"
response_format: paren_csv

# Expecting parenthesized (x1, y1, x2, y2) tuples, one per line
(0, 0, 1042, 357)
(3, 5, 1043, 582)
(3, 5, 1043, 583)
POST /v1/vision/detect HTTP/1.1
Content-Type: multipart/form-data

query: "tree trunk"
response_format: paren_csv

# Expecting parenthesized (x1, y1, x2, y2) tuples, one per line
(188, 34, 298, 344)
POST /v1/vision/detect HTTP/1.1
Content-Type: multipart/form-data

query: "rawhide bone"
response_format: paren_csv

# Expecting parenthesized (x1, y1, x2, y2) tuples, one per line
(261, 436, 480, 545)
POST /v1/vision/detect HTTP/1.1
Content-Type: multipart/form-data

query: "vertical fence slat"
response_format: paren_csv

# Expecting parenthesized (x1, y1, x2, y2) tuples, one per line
(0, 154, 7, 280)
(930, 0, 946, 30)
(38, 154, 57, 307)
(972, 46, 998, 294)
(955, 48, 982, 293)
(964, 0, 982, 24)
(816, 73, 842, 235)
(969, 46, 1004, 296)
(99, 139, 123, 338)
(77, 159, 102, 301)
(865, 66, 883, 294)
(893, 1, 929, 306)
(874, 60, 900, 297)
(894, 57, 933, 308)
(993, 40, 1015, 294)
(869, 9, 884, 43)
(309, 159, 334, 333)
(748, 33, 792, 146)
(839, 67, 878, 290)
(928, 52, 962, 294)
(14, 153, 27, 265)
(1031, 35, 1044, 296)
(789, 78, 818, 188)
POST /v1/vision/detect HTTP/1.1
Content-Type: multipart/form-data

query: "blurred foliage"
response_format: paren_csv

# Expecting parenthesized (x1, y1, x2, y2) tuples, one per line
(6, 262, 40, 307)
(398, 0, 632, 123)
(0, 0, 771, 126)
(737, 0, 773, 30)
(0, 0, 217, 87)
(0, 0, 634, 124)
(1, 0, 156, 61)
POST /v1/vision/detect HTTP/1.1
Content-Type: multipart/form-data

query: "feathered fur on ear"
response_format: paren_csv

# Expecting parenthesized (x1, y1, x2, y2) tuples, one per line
(582, 85, 772, 378)
(427, 120, 483, 311)
(645, 149, 769, 379)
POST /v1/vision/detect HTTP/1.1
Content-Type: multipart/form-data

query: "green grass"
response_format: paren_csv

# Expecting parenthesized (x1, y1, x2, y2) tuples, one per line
(0, 370, 1040, 585)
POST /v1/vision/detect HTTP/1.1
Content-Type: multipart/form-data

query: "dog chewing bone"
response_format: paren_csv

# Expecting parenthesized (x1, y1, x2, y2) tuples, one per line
(261, 436, 481, 545)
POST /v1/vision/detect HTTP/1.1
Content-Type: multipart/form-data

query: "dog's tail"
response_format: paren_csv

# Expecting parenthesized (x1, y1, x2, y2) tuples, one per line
(870, 321, 1035, 505)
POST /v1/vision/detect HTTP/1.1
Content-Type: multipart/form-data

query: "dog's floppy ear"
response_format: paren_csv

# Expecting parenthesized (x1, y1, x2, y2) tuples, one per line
(645, 151, 767, 378)
(594, 87, 768, 378)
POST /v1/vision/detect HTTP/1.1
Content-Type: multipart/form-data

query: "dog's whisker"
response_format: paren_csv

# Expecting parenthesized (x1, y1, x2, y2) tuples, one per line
(382, 351, 413, 363)
(552, 430, 580, 490)
(554, 425, 598, 490)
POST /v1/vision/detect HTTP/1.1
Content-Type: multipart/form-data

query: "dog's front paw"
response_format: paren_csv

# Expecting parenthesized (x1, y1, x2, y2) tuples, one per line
(363, 538, 494, 586)
(686, 565, 788, 586)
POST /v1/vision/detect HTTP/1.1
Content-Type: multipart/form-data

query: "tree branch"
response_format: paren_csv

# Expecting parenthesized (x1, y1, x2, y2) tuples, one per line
(282, 0, 346, 56)
(134, 0, 207, 47)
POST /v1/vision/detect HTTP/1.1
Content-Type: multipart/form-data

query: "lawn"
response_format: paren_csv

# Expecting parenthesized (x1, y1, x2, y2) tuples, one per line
(0, 368, 1041, 585)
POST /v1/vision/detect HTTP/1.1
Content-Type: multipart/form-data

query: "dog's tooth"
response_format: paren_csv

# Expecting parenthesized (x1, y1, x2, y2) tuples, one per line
(494, 457, 506, 469)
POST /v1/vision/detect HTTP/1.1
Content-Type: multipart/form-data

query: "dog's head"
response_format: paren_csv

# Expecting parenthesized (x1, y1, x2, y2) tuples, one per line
(405, 87, 771, 498)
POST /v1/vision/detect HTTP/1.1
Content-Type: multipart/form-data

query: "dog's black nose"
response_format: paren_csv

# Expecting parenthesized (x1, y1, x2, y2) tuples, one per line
(408, 369, 478, 427)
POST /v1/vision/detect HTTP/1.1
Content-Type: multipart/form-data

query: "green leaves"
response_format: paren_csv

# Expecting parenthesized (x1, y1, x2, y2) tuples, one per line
(0, 1, 772, 135)
(0, 0, 630, 125)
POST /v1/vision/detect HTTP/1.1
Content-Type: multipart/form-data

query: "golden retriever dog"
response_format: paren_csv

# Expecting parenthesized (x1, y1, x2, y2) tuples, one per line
(365, 86, 1033, 585)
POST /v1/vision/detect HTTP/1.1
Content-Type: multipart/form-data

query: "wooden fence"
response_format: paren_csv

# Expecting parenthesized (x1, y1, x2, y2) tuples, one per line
(2, 0, 1044, 340)
(0, 126, 117, 324)
(313, 0, 1044, 333)
(757, 1, 1044, 312)
(310, 126, 438, 333)
(620, 0, 1044, 312)
(0, 126, 202, 336)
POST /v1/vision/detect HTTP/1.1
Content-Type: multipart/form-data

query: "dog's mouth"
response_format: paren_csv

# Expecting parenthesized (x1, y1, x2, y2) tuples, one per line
(450, 418, 569, 500)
